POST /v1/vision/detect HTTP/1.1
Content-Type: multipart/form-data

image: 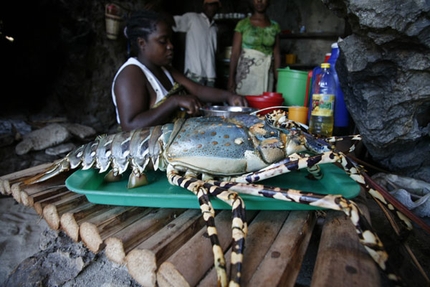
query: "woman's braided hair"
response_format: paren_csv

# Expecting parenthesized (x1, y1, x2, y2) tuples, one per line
(124, 10, 166, 55)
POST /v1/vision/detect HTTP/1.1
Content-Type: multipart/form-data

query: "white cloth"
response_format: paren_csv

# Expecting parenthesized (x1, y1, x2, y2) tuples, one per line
(372, 172, 430, 217)
(173, 12, 218, 79)
(111, 57, 175, 124)
(235, 48, 274, 96)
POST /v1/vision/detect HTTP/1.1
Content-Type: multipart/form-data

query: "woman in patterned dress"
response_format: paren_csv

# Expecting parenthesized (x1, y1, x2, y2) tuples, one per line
(228, 0, 281, 96)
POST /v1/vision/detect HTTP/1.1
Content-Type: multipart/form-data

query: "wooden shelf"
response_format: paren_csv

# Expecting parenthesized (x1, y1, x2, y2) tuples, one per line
(215, 18, 244, 22)
(281, 64, 316, 71)
(280, 32, 341, 40)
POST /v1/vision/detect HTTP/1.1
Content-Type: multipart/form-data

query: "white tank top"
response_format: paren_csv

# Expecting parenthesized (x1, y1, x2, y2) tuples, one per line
(111, 57, 175, 124)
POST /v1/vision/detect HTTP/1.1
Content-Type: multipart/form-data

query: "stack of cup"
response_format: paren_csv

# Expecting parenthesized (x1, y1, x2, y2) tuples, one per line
(288, 106, 308, 125)
(245, 92, 284, 115)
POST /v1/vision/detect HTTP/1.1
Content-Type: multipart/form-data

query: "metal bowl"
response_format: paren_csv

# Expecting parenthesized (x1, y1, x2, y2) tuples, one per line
(200, 105, 257, 117)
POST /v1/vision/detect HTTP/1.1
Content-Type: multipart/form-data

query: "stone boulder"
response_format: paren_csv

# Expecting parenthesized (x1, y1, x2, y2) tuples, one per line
(325, 0, 430, 182)
(3, 229, 140, 287)
(15, 124, 71, 156)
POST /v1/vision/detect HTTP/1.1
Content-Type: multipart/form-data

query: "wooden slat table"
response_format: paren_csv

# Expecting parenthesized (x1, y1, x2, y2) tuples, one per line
(0, 164, 399, 287)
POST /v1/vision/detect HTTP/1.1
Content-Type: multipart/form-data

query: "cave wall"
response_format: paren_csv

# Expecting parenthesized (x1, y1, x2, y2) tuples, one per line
(1, 0, 129, 132)
(323, 0, 430, 181)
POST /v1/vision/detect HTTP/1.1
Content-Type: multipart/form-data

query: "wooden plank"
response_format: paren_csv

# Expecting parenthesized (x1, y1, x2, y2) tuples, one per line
(196, 242, 234, 287)
(5, 174, 62, 200)
(196, 210, 290, 286)
(247, 210, 316, 286)
(11, 183, 24, 203)
(125, 209, 204, 286)
(240, 211, 292, 285)
(21, 185, 67, 207)
(156, 210, 237, 287)
(128, 209, 203, 263)
(105, 208, 186, 265)
(20, 173, 70, 206)
(310, 189, 380, 287)
(95, 207, 150, 240)
(128, 249, 158, 287)
(0, 163, 73, 197)
(33, 190, 76, 216)
(60, 202, 109, 242)
(0, 162, 53, 181)
(0, 178, 11, 195)
(42, 193, 88, 230)
(0, 163, 71, 196)
(79, 206, 144, 253)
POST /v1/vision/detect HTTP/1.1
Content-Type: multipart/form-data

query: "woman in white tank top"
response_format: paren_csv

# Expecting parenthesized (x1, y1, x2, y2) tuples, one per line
(111, 10, 247, 131)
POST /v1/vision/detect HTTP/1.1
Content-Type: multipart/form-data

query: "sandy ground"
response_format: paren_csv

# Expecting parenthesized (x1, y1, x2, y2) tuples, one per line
(0, 195, 141, 287)
(0, 196, 48, 283)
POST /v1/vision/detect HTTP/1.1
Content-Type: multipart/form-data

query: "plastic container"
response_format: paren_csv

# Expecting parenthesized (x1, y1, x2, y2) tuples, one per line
(285, 54, 297, 64)
(308, 63, 336, 137)
(224, 46, 232, 59)
(66, 165, 359, 210)
(306, 52, 330, 126)
(200, 106, 256, 117)
(262, 92, 283, 99)
(288, 106, 308, 125)
(245, 95, 284, 115)
(328, 42, 350, 134)
(276, 67, 309, 106)
(105, 4, 123, 40)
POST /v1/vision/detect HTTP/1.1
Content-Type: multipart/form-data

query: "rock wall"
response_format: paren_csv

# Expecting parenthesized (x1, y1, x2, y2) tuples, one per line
(43, 0, 136, 132)
(324, 0, 430, 182)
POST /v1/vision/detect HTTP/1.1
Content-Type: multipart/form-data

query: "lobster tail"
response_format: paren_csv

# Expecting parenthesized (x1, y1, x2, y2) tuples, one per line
(20, 141, 94, 186)
(23, 158, 72, 185)
(21, 127, 165, 188)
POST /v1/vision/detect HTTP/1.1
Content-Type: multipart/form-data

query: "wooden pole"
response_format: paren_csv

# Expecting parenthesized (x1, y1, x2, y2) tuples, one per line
(79, 206, 146, 253)
(42, 193, 87, 230)
(105, 208, 185, 265)
(34, 190, 75, 216)
(246, 210, 316, 286)
(60, 202, 109, 242)
(310, 189, 380, 287)
(156, 210, 249, 287)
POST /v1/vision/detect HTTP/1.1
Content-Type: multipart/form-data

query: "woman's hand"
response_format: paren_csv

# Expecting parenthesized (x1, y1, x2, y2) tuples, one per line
(227, 75, 237, 93)
(171, 94, 203, 116)
(228, 82, 236, 94)
(227, 93, 248, 107)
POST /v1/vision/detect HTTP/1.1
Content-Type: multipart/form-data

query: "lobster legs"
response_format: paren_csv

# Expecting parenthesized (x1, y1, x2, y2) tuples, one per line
(227, 149, 406, 284)
(166, 149, 406, 286)
(167, 165, 247, 287)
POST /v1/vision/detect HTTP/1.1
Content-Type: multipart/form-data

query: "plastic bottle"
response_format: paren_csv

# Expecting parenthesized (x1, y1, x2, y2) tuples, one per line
(328, 42, 350, 135)
(308, 63, 335, 137)
(306, 54, 329, 121)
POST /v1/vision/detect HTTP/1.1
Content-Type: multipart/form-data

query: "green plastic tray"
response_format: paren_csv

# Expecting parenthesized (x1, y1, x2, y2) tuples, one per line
(65, 164, 359, 210)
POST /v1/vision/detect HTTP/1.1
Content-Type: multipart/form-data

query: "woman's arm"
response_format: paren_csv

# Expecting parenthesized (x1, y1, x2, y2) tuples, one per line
(272, 33, 281, 82)
(114, 64, 247, 131)
(170, 67, 248, 107)
(228, 31, 243, 93)
(114, 65, 201, 131)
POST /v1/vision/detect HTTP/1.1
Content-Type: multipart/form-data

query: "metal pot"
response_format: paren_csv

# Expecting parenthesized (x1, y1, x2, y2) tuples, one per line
(200, 106, 256, 117)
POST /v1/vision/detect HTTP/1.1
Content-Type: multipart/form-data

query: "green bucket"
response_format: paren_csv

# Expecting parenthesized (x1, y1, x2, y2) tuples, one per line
(276, 67, 309, 106)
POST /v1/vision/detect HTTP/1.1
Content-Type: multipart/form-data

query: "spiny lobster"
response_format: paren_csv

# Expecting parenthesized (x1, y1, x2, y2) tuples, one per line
(17, 110, 421, 286)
